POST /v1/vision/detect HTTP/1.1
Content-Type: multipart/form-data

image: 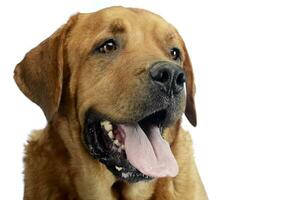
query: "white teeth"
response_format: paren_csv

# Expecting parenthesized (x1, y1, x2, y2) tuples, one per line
(100, 121, 124, 149)
(105, 124, 112, 131)
(100, 120, 109, 126)
(108, 131, 114, 139)
(101, 121, 112, 131)
(115, 166, 123, 171)
(113, 139, 121, 147)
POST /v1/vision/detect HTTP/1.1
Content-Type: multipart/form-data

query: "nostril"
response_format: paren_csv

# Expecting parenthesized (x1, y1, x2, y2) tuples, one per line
(150, 62, 184, 94)
(176, 73, 186, 86)
(152, 69, 170, 83)
(160, 70, 169, 83)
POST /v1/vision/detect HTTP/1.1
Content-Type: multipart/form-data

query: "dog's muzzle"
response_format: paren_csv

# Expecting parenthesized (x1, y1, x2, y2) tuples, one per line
(150, 61, 186, 96)
(83, 61, 186, 183)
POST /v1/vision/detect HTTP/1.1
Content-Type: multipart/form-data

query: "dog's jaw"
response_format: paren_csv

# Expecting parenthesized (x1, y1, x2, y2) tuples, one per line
(83, 109, 179, 183)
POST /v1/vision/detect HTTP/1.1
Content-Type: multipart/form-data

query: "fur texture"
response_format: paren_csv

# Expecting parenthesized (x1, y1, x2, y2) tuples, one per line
(15, 6, 207, 200)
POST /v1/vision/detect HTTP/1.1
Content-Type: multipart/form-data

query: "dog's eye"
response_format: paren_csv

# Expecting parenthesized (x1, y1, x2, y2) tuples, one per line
(170, 48, 181, 60)
(97, 39, 117, 54)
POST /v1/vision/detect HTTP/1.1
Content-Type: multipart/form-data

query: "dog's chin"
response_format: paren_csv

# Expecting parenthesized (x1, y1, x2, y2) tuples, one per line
(83, 108, 180, 183)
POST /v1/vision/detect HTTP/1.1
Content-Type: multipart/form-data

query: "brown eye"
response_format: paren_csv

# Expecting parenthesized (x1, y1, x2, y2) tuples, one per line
(97, 39, 117, 54)
(170, 48, 181, 60)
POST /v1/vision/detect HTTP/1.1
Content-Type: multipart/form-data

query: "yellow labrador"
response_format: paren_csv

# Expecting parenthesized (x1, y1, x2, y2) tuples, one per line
(14, 6, 207, 200)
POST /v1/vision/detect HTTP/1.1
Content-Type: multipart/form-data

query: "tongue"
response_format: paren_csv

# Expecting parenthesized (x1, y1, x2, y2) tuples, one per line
(119, 124, 178, 178)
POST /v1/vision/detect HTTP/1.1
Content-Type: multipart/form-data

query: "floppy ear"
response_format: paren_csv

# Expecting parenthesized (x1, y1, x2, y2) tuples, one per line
(182, 43, 197, 127)
(14, 15, 77, 121)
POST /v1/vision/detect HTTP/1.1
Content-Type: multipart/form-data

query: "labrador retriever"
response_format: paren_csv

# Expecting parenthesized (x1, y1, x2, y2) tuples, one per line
(14, 6, 207, 200)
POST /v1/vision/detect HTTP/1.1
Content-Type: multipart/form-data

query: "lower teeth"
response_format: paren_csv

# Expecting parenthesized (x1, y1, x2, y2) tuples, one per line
(115, 166, 123, 171)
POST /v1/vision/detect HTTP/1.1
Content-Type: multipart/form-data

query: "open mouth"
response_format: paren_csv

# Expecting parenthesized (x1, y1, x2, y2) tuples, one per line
(83, 109, 179, 183)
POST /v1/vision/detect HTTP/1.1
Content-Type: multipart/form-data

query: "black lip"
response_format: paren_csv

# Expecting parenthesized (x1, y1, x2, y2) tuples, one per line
(139, 109, 167, 127)
(83, 110, 155, 183)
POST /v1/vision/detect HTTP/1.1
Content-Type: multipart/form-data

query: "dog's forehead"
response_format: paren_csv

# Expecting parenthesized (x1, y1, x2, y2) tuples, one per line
(74, 7, 178, 41)
(66, 7, 183, 63)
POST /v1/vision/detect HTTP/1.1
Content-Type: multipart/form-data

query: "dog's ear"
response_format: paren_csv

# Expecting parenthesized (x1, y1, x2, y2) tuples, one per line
(182, 42, 197, 127)
(14, 15, 78, 121)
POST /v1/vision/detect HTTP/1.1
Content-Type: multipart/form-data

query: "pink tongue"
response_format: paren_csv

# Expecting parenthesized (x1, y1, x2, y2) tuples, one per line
(119, 124, 178, 178)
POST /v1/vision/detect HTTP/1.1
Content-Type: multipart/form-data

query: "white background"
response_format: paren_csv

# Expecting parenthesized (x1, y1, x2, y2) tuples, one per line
(0, 0, 299, 199)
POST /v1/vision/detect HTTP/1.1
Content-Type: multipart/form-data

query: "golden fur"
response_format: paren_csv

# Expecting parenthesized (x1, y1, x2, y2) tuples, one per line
(14, 6, 207, 200)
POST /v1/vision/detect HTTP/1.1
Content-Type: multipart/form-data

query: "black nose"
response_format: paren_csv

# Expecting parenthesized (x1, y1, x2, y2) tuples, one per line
(150, 61, 186, 95)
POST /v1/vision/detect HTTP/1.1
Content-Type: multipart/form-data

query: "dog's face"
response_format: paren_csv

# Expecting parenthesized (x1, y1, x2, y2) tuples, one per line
(14, 7, 197, 183)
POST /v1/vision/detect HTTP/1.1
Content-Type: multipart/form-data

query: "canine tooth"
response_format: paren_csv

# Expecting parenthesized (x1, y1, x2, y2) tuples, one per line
(115, 166, 123, 171)
(121, 144, 125, 150)
(108, 131, 114, 139)
(114, 139, 121, 146)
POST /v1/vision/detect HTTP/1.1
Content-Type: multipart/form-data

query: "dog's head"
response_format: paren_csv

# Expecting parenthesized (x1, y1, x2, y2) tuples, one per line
(14, 7, 197, 183)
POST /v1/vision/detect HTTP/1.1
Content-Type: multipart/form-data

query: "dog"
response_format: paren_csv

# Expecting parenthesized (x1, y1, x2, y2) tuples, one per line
(14, 6, 207, 200)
